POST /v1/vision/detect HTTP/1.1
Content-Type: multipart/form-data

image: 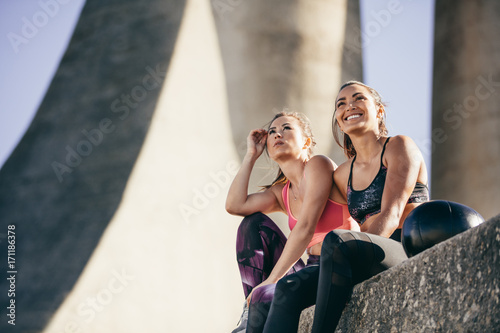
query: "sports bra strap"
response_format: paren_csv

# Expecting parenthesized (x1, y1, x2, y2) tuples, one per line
(380, 137, 391, 167)
(348, 137, 391, 186)
(348, 155, 356, 186)
(282, 181, 290, 212)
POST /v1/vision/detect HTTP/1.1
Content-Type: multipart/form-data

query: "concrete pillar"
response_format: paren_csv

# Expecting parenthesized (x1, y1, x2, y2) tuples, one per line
(431, 0, 500, 220)
(213, 0, 362, 166)
(43, 1, 241, 331)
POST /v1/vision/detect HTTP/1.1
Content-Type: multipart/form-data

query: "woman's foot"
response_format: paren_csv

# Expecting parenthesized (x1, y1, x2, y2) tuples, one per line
(231, 302, 248, 333)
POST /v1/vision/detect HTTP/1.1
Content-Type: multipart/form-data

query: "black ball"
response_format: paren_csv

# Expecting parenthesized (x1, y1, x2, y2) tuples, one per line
(402, 200, 484, 257)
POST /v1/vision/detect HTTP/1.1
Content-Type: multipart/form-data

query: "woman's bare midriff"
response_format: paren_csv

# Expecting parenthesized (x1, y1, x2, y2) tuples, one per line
(306, 242, 323, 256)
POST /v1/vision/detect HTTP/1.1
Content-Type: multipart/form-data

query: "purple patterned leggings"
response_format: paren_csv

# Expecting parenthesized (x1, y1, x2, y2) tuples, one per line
(236, 212, 319, 332)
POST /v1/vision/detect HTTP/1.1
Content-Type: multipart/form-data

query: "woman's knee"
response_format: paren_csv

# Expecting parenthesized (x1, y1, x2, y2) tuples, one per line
(272, 277, 299, 310)
(274, 269, 317, 305)
(238, 212, 269, 234)
(321, 230, 356, 258)
(250, 284, 276, 305)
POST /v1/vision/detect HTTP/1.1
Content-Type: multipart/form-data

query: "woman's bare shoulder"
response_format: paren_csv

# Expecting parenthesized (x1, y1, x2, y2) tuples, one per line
(307, 155, 336, 169)
(334, 158, 352, 178)
(387, 135, 418, 150)
(385, 135, 423, 161)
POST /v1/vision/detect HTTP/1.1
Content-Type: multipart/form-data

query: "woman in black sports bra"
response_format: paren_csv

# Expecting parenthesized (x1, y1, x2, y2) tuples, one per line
(309, 81, 430, 332)
(263, 81, 429, 333)
(346, 136, 429, 240)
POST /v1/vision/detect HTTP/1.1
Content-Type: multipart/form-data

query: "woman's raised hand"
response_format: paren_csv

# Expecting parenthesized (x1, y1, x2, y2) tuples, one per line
(226, 128, 278, 216)
(247, 129, 268, 158)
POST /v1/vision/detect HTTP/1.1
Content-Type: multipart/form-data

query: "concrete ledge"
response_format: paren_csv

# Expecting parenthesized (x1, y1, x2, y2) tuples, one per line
(298, 214, 500, 332)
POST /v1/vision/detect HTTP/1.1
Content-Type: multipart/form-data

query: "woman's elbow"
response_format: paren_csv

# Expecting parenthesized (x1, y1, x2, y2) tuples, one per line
(225, 200, 250, 216)
(386, 218, 400, 232)
(225, 201, 240, 215)
(225, 197, 236, 213)
(361, 211, 399, 236)
(383, 209, 403, 230)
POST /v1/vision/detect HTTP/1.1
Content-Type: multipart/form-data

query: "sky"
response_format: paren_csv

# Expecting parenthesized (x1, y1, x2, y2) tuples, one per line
(0, 0, 86, 167)
(0, 0, 435, 177)
(360, 0, 435, 174)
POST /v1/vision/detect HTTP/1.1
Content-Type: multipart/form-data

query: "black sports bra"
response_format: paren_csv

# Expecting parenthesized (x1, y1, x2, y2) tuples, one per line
(347, 137, 429, 225)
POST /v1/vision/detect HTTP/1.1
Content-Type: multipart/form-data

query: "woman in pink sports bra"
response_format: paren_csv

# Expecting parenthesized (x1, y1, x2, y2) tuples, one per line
(226, 111, 358, 333)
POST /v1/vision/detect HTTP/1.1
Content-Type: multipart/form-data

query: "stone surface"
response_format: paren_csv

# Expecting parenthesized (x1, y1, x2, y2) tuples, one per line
(298, 214, 500, 332)
(431, 0, 500, 220)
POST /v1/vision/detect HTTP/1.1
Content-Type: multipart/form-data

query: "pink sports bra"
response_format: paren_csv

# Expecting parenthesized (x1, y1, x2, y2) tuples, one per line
(282, 181, 357, 249)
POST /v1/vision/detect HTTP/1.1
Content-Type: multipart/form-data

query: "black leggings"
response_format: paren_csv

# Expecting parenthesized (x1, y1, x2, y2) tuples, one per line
(263, 229, 407, 333)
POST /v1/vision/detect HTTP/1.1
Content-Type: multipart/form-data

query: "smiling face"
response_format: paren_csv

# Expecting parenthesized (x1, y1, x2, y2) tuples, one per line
(334, 84, 384, 136)
(266, 115, 311, 161)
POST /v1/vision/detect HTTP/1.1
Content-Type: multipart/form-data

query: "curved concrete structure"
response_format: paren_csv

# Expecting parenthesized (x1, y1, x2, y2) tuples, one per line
(44, 2, 241, 331)
(431, 0, 500, 220)
(214, 0, 362, 165)
(0, 1, 186, 332)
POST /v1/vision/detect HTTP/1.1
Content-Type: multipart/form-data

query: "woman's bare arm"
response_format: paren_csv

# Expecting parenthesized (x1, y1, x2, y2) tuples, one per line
(361, 135, 424, 237)
(265, 155, 335, 283)
(226, 129, 281, 216)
